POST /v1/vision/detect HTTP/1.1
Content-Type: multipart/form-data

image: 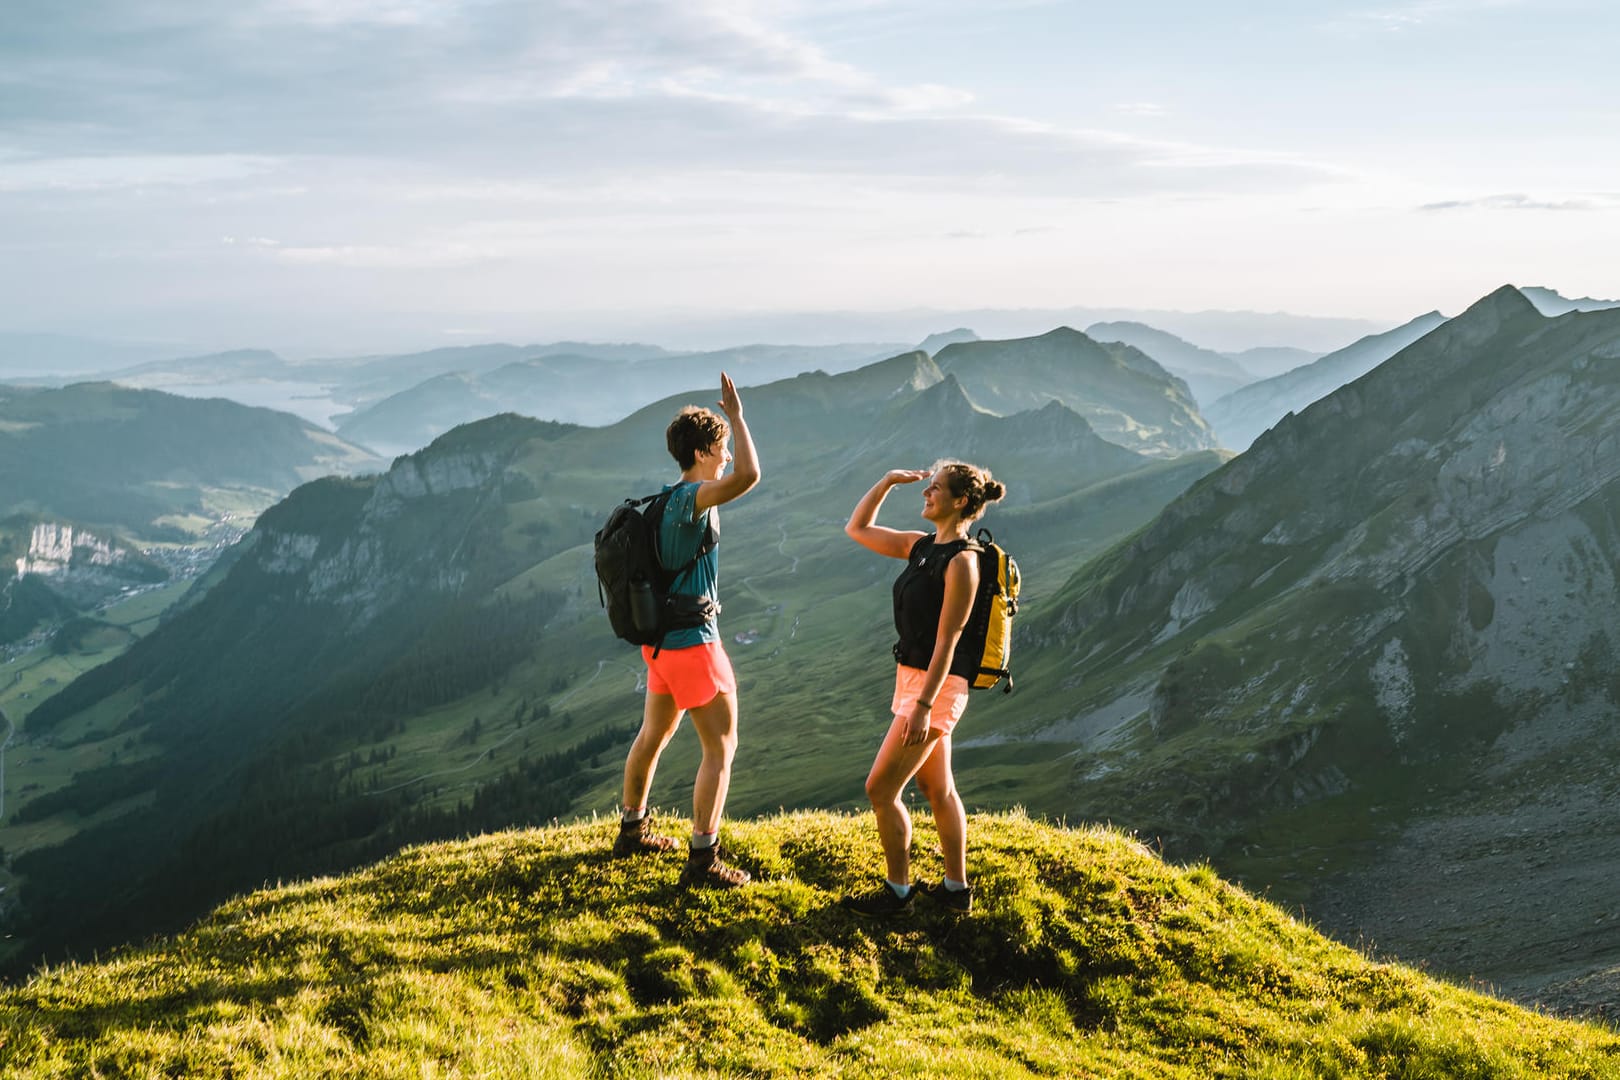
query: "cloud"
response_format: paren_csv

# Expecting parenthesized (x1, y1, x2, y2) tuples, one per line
(0, 0, 1334, 200)
(1331, 0, 1527, 33)
(1418, 192, 1620, 212)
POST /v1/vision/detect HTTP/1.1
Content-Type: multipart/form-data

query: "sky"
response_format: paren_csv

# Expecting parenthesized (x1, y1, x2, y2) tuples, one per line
(3, 0, 1618, 353)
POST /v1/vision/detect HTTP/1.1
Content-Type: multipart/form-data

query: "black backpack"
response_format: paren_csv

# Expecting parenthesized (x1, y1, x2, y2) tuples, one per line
(892, 528, 1020, 693)
(594, 488, 718, 655)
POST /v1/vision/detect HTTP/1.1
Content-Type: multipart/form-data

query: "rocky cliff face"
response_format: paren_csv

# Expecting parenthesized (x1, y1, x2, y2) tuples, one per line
(3, 519, 166, 625)
(1030, 285, 1620, 1013)
(244, 434, 529, 629)
(15, 521, 123, 579)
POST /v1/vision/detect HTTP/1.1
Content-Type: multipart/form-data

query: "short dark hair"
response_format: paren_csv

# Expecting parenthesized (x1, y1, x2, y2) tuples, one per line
(667, 406, 730, 469)
(933, 460, 1006, 521)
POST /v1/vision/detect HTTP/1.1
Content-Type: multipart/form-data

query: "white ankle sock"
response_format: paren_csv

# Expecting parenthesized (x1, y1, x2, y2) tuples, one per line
(944, 877, 968, 892)
(886, 879, 912, 898)
(690, 831, 719, 850)
(622, 806, 648, 823)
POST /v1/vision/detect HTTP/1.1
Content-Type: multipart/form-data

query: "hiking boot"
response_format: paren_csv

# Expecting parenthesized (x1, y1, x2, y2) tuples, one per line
(919, 880, 973, 914)
(841, 880, 916, 917)
(612, 813, 680, 857)
(679, 843, 751, 888)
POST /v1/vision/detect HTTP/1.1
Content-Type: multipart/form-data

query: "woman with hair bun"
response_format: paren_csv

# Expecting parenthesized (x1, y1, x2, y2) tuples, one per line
(841, 459, 1006, 917)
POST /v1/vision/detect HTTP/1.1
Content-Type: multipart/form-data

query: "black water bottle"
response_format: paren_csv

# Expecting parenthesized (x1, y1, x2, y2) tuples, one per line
(630, 578, 659, 637)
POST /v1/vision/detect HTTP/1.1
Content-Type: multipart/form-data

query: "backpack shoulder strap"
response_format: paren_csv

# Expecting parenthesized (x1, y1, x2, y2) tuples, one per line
(644, 485, 717, 586)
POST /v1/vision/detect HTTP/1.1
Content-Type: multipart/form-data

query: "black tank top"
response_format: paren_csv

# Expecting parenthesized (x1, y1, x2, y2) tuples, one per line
(892, 534, 975, 676)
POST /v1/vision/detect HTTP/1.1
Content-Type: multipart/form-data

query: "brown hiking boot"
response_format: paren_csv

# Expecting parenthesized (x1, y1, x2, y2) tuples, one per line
(678, 842, 750, 888)
(612, 813, 680, 857)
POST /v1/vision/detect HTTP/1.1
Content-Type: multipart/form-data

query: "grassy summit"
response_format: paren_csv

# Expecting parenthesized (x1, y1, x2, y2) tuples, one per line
(3, 812, 1615, 1078)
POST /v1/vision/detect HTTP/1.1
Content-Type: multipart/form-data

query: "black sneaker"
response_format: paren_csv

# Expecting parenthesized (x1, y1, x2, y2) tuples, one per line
(919, 880, 973, 914)
(679, 843, 751, 888)
(612, 813, 680, 857)
(841, 881, 916, 917)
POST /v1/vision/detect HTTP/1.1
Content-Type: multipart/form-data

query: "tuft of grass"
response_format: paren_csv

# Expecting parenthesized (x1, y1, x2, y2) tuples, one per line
(3, 811, 1618, 1078)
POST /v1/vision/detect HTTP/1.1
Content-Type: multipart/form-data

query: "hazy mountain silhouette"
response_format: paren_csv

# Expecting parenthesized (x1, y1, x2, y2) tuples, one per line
(1203, 310, 1449, 450)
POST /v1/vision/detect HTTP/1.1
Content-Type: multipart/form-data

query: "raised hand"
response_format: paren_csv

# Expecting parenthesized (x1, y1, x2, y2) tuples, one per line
(718, 371, 742, 420)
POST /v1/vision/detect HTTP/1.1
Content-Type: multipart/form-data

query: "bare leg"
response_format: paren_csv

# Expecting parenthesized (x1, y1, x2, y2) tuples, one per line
(913, 734, 967, 883)
(685, 689, 739, 834)
(864, 714, 944, 885)
(622, 691, 682, 811)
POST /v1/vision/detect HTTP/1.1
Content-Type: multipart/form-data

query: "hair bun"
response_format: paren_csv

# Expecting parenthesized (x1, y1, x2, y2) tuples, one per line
(983, 479, 1006, 502)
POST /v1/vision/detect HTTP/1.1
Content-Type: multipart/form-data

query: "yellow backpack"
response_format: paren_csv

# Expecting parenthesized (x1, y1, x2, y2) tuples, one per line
(963, 528, 1020, 692)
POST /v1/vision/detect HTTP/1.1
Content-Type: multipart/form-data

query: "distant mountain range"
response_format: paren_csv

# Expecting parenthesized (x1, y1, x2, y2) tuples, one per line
(336, 326, 1217, 459)
(1521, 285, 1620, 316)
(1203, 310, 1450, 451)
(333, 342, 904, 455)
(1222, 344, 1321, 379)
(1085, 320, 1257, 408)
(587, 303, 1388, 354)
(933, 328, 1217, 457)
(0, 382, 381, 537)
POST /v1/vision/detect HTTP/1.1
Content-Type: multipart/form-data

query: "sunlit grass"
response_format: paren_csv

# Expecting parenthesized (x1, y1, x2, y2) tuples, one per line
(4, 811, 1615, 1078)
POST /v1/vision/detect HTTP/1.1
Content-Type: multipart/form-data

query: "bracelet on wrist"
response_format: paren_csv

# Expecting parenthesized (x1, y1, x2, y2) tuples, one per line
(917, 699, 935, 708)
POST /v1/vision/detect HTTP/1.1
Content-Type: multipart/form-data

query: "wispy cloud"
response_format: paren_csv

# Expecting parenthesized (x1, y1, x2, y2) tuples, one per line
(0, 1, 1332, 199)
(1330, 0, 1527, 33)
(1419, 192, 1620, 212)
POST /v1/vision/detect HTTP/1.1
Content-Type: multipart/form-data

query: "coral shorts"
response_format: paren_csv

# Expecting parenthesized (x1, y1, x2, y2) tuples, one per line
(892, 665, 971, 736)
(642, 641, 737, 710)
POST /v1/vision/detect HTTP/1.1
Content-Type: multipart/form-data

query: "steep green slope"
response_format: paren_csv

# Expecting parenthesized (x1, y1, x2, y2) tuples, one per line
(3, 813, 1614, 1079)
(1003, 286, 1620, 1005)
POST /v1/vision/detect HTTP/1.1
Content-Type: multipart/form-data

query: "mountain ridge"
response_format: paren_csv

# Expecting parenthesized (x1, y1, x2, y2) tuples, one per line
(1085, 319, 1257, 407)
(1010, 284, 1620, 1005)
(933, 328, 1216, 457)
(1204, 309, 1451, 451)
